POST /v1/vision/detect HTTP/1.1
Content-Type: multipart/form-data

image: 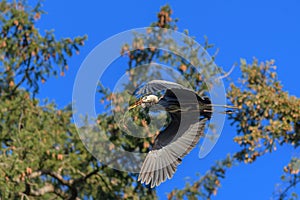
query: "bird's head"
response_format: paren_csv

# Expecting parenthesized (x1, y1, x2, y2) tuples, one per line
(129, 95, 159, 110)
(141, 95, 159, 103)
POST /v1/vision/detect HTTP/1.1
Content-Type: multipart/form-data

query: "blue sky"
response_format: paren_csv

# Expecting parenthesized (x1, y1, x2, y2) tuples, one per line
(30, 0, 300, 199)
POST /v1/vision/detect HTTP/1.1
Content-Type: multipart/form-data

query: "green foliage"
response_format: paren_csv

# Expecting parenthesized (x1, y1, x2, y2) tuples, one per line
(1, 1, 299, 199)
(229, 59, 300, 160)
(168, 59, 300, 199)
(0, 0, 86, 95)
(0, 91, 83, 198)
(105, 5, 300, 199)
(276, 158, 300, 199)
(0, 90, 155, 199)
(0, 1, 155, 199)
(96, 5, 221, 186)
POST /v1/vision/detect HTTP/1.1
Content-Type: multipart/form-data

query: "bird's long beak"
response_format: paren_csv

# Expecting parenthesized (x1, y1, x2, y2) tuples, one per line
(128, 99, 143, 110)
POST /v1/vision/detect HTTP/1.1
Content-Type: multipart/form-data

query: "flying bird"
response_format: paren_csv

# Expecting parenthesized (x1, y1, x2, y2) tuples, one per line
(128, 80, 217, 188)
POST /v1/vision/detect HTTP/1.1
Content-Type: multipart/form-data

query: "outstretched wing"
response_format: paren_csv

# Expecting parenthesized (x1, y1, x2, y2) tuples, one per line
(133, 80, 193, 96)
(137, 83, 211, 188)
(138, 118, 207, 188)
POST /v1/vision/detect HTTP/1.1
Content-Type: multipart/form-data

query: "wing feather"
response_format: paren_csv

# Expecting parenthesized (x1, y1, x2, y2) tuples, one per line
(137, 80, 210, 188)
(138, 118, 207, 188)
(134, 80, 193, 96)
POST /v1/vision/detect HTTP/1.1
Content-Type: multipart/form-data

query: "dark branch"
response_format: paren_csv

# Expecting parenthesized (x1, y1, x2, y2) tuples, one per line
(29, 169, 73, 186)
(74, 167, 100, 184)
(279, 175, 300, 200)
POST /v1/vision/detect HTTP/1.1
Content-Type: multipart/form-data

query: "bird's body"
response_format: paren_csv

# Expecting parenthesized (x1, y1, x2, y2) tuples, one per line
(152, 88, 211, 149)
(129, 80, 212, 188)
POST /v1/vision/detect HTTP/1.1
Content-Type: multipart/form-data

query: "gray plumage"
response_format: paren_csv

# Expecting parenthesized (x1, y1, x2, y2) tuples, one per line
(133, 80, 194, 96)
(133, 80, 212, 188)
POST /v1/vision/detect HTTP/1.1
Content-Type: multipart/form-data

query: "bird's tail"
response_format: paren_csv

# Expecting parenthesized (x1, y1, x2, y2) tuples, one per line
(199, 96, 213, 119)
(199, 96, 239, 118)
(203, 103, 238, 116)
(206, 104, 239, 109)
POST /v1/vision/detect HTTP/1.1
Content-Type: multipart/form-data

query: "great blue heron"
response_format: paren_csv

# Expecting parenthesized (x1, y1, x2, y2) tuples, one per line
(128, 80, 233, 188)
